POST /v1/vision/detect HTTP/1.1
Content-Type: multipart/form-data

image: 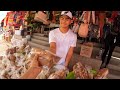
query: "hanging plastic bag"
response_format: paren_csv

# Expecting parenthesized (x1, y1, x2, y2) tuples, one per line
(34, 11, 49, 25)
(88, 23, 99, 39)
(78, 21, 89, 38)
(78, 11, 91, 38)
(92, 11, 95, 24)
(83, 11, 91, 23)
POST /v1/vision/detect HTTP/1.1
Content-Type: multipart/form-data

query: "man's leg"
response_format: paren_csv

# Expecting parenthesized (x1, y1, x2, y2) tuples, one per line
(100, 34, 110, 69)
(100, 42, 109, 69)
(105, 43, 116, 68)
(101, 40, 109, 62)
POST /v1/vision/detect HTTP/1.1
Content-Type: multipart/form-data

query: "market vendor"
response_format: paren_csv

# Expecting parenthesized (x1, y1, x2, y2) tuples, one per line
(49, 11, 77, 67)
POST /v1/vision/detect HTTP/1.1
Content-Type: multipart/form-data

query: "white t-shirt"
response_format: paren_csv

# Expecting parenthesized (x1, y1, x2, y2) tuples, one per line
(49, 28, 77, 65)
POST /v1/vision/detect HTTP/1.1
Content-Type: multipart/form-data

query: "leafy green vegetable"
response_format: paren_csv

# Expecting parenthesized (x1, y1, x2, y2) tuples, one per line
(66, 71, 75, 79)
(90, 69, 97, 75)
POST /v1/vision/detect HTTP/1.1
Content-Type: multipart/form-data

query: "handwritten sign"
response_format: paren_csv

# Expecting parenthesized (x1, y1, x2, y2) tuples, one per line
(80, 43, 93, 58)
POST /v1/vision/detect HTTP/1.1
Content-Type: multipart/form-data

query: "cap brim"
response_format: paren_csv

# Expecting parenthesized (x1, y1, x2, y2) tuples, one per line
(60, 15, 72, 19)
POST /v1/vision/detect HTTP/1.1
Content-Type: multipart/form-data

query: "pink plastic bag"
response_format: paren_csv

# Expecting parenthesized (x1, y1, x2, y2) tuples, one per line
(78, 23, 89, 38)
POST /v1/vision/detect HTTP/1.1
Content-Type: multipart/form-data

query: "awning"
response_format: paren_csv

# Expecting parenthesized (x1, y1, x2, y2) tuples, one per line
(0, 11, 10, 23)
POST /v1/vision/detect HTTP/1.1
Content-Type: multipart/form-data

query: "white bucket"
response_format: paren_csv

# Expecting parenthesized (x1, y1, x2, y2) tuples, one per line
(15, 30, 21, 35)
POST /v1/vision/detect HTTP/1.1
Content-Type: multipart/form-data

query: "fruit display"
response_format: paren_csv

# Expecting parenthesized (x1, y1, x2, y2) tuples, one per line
(0, 44, 32, 79)
(35, 61, 109, 79)
(66, 62, 109, 79)
(36, 65, 68, 79)
(0, 45, 109, 79)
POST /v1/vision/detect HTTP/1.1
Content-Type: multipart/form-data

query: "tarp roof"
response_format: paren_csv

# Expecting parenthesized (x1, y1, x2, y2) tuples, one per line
(0, 11, 10, 23)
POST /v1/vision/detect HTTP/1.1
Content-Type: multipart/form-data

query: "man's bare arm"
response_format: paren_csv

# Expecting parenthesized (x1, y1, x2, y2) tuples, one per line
(65, 47, 74, 67)
(49, 42, 56, 54)
(20, 54, 41, 79)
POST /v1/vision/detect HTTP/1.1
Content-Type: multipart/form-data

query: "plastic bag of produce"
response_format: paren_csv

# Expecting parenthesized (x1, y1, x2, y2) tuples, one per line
(30, 48, 45, 56)
(22, 38, 27, 44)
(36, 66, 50, 79)
(30, 48, 61, 68)
(94, 68, 109, 79)
(73, 62, 90, 79)
(48, 69, 68, 79)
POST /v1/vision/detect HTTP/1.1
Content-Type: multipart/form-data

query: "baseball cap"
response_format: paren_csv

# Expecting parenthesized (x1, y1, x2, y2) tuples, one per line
(61, 11, 73, 19)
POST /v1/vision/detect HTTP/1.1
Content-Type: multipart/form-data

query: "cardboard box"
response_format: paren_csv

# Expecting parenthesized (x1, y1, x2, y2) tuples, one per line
(80, 42, 93, 58)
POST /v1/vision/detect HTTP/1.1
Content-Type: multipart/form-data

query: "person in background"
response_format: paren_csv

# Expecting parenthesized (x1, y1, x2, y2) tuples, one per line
(49, 11, 77, 67)
(100, 15, 120, 69)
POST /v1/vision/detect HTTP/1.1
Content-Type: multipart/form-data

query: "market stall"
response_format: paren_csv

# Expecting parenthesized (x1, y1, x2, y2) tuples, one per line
(0, 11, 114, 79)
(20, 48, 109, 79)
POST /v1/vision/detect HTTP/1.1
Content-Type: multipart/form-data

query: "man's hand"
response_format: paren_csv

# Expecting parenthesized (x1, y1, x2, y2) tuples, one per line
(50, 42, 56, 54)
(30, 54, 40, 67)
(20, 54, 41, 79)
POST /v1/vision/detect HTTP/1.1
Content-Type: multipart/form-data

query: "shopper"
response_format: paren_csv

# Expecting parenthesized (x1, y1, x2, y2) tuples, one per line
(100, 15, 120, 69)
(49, 11, 77, 67)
